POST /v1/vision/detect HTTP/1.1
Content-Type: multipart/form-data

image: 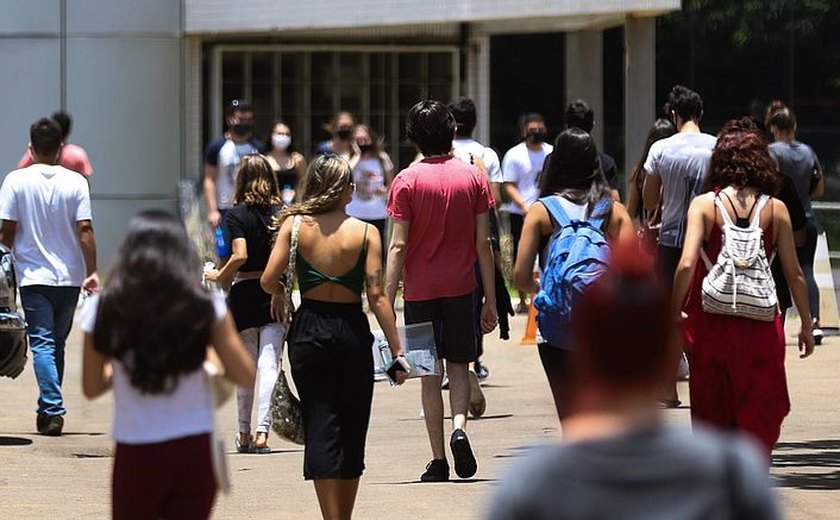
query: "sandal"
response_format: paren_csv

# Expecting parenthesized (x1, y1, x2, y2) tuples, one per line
(253, 432, 271, 454)
(235, 432, 253, 453)
(658, 399, 682, 409)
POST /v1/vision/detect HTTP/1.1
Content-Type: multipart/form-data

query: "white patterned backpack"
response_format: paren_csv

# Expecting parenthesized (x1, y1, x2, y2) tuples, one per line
(700, 193, 778, 321)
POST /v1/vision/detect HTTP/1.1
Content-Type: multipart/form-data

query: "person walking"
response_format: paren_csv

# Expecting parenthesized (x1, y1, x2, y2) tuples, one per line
(386, 100, 497, 482)
(205, 155, 284, 454)
(81, 210, 255, 520)
(345, 124, 394, 266)
(766, 100, 825, 343)
(0, 118, 99, 436)
(502, 113, 553, 313)
(261, 154, 407, 520)
(265, 120, 306, 201)
(203, 99, 263, 253)
(315, 111, 356, 159)
(562, 99, 621, 199)
(626, 118, 676, 226)
(671, 125, 815, 459)
(17, 110, 93, 177)
(490, 240, 780, 520)
(513, 128, 633, 422)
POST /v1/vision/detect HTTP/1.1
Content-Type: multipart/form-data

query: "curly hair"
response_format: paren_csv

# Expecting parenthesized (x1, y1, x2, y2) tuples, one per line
(705, 122, 780, 195)
(233, 154, 281, 206)
(274, 154, 353, 227)
(93, 210, 216, 395)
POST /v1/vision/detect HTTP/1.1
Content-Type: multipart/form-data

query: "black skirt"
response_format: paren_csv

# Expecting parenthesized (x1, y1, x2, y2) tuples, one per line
(287, 299, 374, 480)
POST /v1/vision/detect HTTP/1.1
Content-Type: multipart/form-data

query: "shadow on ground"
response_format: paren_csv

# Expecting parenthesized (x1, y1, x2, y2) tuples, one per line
(0, 436, 32, 446)
(772, 439, 840, 490)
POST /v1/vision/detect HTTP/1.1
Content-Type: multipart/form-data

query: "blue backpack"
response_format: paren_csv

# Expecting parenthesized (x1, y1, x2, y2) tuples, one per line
(533, 196, 613, 346)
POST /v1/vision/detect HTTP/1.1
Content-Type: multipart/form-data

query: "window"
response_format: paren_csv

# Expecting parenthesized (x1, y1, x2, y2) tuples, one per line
(211, 46, 459, 170)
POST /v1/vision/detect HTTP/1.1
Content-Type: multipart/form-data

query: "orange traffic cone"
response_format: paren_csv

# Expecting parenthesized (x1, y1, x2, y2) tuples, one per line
(520, 272, 539, 345)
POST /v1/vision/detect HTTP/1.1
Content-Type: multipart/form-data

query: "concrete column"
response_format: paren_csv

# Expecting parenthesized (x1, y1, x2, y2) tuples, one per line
(565, 30, 604, 148)
(467, 33, 491, 145)
(624, 16, 656, 187)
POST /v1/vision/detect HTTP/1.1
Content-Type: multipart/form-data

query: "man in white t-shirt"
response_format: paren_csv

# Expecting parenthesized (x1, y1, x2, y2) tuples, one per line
(448, 98, 503, 207)
(502, 113, 553, 313)
(0, 118, 99, 436)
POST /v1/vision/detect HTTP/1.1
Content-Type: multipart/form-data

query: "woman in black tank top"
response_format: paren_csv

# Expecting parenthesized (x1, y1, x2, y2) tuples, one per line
(265, 120, 306, 203)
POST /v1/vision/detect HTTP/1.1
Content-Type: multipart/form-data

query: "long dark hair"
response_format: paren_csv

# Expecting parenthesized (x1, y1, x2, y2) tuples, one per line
(539, 127, 612, 217)
(93, 210, 216, 395)
(629, 118, 676, 198)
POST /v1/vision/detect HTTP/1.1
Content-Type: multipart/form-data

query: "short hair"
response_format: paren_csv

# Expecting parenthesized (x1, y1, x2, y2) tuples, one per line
(226, 99, 253, 118)
(764, 100, 796, 133)
(520, 112, 545, 128)
(406, 100, 456, 156)
(565, 99, 594, 133)
(447, 97, 477, 138)
(666, 85, 703, 122)
(30, 118, 63, 159)
(50, 111, 72, 139)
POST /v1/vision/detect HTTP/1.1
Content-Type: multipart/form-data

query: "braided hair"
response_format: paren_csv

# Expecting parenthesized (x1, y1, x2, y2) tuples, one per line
(273, 154, 353, 228)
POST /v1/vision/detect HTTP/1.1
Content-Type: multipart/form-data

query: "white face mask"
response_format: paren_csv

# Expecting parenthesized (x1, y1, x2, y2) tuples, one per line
(272, 134, 291, 150)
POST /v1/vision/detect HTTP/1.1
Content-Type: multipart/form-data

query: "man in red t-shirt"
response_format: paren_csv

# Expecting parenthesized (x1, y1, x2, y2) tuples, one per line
(18, 111, 93, 177)
(386, 100, 497, 482)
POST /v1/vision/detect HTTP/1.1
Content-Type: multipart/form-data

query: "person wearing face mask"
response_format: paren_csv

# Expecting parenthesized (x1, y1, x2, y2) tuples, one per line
(203, 99, 265, 254)
(501, 113, 553, 313)
(265, 120, 306, 202)
(315, 111, 357, 160)
(345, 124, 394, 267)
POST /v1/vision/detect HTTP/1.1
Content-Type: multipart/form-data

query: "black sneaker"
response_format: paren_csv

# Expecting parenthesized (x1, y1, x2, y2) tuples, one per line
(450, 429, 477, 479)
(420, 459, 449, 482)
(36, 414, 64, 436)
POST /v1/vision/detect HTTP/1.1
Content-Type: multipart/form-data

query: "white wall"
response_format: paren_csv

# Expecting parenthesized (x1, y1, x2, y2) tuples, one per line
(0, 0, 185, 272)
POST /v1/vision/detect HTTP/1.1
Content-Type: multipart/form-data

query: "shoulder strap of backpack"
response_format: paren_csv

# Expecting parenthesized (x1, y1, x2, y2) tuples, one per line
(713, 193, 735, 228)
(587, 197, 613, 230)
(539, 196, 571, 229)
(750, 195, 770, 228)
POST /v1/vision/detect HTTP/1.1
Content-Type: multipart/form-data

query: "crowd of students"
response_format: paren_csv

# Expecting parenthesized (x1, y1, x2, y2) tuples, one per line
(0, 84, 827, 519)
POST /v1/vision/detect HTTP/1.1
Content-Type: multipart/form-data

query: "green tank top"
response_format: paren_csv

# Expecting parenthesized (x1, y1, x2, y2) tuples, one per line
(296, 224, 368, 295)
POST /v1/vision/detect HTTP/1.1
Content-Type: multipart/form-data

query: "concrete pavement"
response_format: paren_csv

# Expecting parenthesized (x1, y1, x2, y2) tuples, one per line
(0, 310, 838, 518)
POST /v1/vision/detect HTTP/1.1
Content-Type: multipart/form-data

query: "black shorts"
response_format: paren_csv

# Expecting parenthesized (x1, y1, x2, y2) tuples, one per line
(287, 299, 374, 480)
(404, 292, 476, 363)
(228, 279, 272, 332)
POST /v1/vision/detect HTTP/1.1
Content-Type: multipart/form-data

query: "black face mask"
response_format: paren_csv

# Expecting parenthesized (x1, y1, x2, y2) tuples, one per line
(336, 128, 353, 140)
(526, 131, 546, 144)
(231, 122, 253, 136)
(358, 144, 373, 154)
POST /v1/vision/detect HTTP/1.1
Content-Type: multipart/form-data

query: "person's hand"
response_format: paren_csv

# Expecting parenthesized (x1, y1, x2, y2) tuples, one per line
(799, 325, 815, 359)
(82, 272, 100, 296)
(393, 355, 410, 385)
(480, 301, 498, 334)
(204, 269, 220, 282)
(270, 294, 284, 322)
(208, 210, 221, 227)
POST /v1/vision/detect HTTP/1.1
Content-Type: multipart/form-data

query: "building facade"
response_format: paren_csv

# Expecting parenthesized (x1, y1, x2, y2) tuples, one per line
(0, 0, 679, 266)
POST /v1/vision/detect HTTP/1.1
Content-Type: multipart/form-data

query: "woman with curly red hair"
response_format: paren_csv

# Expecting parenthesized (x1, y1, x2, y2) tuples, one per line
(671, 122, 815, 460)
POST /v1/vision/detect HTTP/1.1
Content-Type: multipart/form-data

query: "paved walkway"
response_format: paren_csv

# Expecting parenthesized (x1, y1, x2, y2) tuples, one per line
(0, 310, 838, 518)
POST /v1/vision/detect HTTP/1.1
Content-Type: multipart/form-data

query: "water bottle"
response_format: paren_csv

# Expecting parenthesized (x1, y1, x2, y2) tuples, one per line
(214, 227, 230, 257)
(378, 339, 393, 368)
(282, 184, 295, 206)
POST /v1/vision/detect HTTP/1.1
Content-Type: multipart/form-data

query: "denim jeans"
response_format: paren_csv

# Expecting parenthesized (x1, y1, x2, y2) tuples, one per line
(20, 285, 80, 417)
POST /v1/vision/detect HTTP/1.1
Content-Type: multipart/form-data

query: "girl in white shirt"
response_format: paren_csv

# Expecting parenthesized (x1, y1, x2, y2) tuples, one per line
(81, 210, 254, 520)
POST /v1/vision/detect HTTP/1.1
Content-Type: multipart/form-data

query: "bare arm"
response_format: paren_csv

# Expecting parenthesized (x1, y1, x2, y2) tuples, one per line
(642, 174, 662, 213)
(475, 212, 498, 333)
(211, 312, 256, 388)
(203, 164, 221, 226)
(82, 333, 112, 399)
(626, 179, 641, 222)
(774, 200, 815, 358)
(385, 219, 409, 307)
(513, 204, 547, 294)
(261, 217, 293, 297)
(671, 195, 711, 319)
(77, 219, 99, 294)
(293, 153, 307, 187)
(606, 202, 636, 243)
(206, 238, 247, 288)
(365, 226, 404, 358)
(0, 220, 16, 249)
(505, 183, 528, 213)
(811, 169, 825, 198)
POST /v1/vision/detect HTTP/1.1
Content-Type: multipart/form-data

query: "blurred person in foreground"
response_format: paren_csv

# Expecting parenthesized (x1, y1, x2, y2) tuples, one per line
(489, 240, 779, 520)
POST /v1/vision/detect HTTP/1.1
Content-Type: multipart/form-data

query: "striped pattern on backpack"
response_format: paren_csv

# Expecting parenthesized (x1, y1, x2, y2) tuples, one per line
(700, 194, 778, 322)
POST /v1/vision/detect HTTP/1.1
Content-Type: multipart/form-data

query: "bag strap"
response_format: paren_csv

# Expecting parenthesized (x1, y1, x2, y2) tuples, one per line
(587, 197, 613, 230)
(750, 195, 770, 228)
(282, 215, 302, 326)
(713, 194, 736, 228)
(540, 196, 571, 229)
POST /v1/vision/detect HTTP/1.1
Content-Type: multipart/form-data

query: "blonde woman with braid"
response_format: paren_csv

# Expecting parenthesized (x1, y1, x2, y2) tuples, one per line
(261, 154, 408, 520)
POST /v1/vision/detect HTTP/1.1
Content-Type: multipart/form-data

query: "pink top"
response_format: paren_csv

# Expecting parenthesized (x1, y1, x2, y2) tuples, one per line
(18, 143, 93, 177)
(387, 156, 493, 301)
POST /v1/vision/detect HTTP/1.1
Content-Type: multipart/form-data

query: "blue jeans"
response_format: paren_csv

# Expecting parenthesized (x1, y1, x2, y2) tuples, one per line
(20, 285, 80, 417)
